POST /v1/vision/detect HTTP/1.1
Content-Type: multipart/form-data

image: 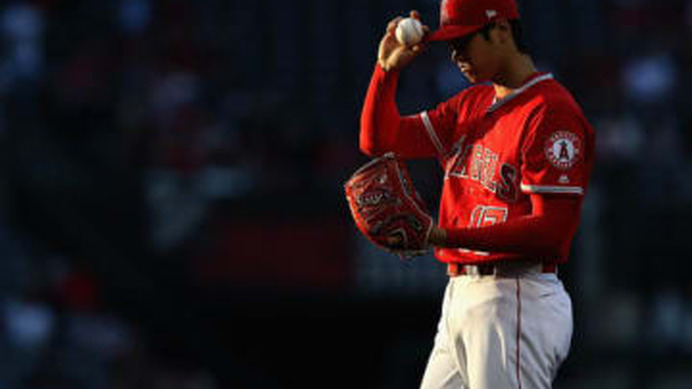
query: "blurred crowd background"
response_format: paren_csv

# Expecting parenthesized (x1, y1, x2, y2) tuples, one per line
(1, 0, 692, 388)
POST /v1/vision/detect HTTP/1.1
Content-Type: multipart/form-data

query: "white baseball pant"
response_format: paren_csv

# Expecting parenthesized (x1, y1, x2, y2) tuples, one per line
(419, 263, 573, 389)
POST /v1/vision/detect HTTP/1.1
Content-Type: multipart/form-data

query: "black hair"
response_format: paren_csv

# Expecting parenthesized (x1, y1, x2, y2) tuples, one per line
(479, 19, 530, 54)
(509, 19, 529, 54)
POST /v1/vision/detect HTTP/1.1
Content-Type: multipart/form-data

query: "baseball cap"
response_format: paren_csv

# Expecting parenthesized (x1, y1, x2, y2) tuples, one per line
(428, 0, 520, 42)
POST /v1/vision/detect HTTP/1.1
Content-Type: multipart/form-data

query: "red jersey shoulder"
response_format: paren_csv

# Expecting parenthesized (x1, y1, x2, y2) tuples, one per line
(528, 79, 589, 120)
(521, 80, 592, 137)
(428, 85, 493, 134)
(519, 78, 595, 194)
(461, 84, 495, 113)
(446, 84, 495, 118)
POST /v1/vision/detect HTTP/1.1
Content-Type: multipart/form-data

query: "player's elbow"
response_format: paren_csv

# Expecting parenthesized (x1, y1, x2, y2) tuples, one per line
(359, 127, 387, 156)
(359, 140, 382, 156)
(359, 122, 380, 157)
(530, 239, 566, 259)
(359, 113, 396, 156)
(524, 214, 576, 258)
(530, 225, 574, 259)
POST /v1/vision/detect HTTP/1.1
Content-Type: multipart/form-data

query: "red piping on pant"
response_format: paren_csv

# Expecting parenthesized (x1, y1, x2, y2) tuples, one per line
(516, 278, 522, 389)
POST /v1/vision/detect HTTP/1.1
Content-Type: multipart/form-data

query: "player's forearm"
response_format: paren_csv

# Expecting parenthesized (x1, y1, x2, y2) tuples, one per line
(429, 214, 577, 259)
(360, 65, 402, 156)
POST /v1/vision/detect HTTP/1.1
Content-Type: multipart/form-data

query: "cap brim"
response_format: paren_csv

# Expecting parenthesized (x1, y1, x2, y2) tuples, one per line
(427, 24, 484, 42)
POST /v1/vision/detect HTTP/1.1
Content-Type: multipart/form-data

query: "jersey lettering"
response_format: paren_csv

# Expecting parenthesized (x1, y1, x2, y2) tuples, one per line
(481, 148, 498, 192)
(447, 138, 519, 200)
(469, 145, 484, 181)
(446, 135, 470, 179)
(497, 163, 518, 202)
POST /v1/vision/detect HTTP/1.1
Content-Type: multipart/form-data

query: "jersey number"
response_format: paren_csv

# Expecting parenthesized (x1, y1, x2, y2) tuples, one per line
(458, 206, 508, 256)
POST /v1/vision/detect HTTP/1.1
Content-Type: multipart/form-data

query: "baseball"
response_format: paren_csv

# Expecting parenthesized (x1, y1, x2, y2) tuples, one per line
(395, 17, 424, 46)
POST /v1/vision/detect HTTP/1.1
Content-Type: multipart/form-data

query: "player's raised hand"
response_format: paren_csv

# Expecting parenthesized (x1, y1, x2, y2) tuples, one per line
(378, 10, 430, 71)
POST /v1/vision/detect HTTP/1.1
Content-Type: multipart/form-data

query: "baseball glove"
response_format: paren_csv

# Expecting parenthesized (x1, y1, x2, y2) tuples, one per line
(344, 153, 433, 258)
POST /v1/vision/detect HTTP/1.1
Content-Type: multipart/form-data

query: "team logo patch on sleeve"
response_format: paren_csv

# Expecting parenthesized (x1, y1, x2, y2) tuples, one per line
(545, 131, 581, 170)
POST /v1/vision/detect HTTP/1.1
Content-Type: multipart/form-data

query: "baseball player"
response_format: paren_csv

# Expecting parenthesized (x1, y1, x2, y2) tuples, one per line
(359, 0, 595, 388)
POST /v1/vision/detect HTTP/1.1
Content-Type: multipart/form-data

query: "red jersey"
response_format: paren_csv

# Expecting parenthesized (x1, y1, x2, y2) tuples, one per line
(360, 66, 595, 265)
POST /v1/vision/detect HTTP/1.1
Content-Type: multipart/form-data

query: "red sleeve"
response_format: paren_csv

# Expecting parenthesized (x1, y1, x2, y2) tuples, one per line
(359, 64, 456, 159)
(442, 194, 581, 259)
(520, 101, 592, 196)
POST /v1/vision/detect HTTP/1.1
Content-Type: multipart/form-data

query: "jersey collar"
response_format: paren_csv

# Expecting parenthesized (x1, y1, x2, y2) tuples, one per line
(487, 73, 554, 114)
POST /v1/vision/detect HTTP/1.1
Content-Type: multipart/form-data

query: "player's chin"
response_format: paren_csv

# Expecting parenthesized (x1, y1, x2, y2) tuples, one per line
(458, 65, 481, 83)
(463, 70, 494, 85)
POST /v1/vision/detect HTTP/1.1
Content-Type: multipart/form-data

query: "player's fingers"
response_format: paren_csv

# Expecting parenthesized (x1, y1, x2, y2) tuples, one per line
(386, 16, 403, 34)
(410, 10, 420, 20)
(411, 43, 429, 56)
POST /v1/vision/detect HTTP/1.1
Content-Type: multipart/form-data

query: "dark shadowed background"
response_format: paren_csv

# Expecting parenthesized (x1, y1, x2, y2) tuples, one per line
(1, 0, 691, 388)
